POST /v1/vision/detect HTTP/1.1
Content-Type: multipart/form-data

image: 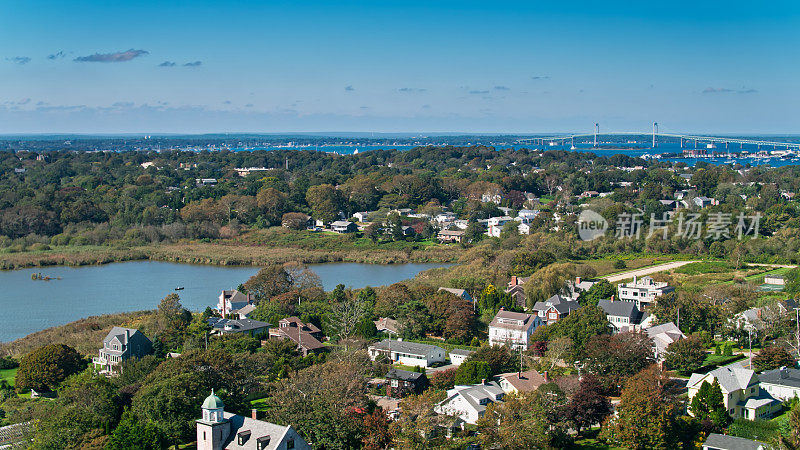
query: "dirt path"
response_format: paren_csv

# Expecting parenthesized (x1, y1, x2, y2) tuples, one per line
(603, 260, 699, 282)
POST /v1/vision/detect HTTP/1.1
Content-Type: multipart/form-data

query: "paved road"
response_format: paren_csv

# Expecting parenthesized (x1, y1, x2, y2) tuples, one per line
(603, 261, 699, 282)
(603, 261, 797, 283)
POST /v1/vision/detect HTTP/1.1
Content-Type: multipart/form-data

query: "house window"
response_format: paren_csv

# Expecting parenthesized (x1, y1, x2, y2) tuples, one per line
(287, 438, 295, 449)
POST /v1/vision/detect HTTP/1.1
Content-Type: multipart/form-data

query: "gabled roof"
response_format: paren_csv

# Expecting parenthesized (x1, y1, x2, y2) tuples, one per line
(597, 299, 641, 321)
(370, 339, 444, 357)
(532, 295, 580, 315)
(703, 433, 771, 450)
(498, 370, 546, 393)
(221, 412, 296, 450)
(279, 317, 321, 334)
(331, 220, 354, 227)
(440, 382, 504, 416)
(386, 368, 426, 382)
(688, 365, 758, 393)
(209, 317, 271, 332)
(275, 327, 325, 350)
(489, 310, 537, 330)
(760, 367, 800, 388)
(438, 287, 470, 299)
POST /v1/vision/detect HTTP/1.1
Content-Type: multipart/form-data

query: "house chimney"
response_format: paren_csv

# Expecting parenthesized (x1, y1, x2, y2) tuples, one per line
(576, 277, 581, 285)
(511, 276, 517, 286)
(611, 295, 615, 302)
(481, 379, 486, 385)
(543, 371, 549, 383)
(633, 275, 637, 285)
(251, 409, 258, 420)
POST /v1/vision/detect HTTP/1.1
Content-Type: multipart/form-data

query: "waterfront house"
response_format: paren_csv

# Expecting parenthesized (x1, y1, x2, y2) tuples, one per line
(196, 391, 309, 450)
(94, 327, 152, 372)
(217, 289, 254, 319)
(385, 368, 428, 398)
(367, 339, 446, 369)
(687, 366, 780, 420)
(437, 229, 465, 243)
(208, 318, 270, 338)
(435, 381, 505, 424)
(488, 309, 541, 350)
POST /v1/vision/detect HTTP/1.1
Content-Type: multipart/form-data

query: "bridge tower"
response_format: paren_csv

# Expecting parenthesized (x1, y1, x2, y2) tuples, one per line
(652, 122, 658, 148)
(594, 123, 598, 147)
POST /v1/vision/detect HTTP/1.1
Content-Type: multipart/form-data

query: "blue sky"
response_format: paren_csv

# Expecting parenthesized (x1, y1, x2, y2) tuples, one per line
(1, 0, 798, 134)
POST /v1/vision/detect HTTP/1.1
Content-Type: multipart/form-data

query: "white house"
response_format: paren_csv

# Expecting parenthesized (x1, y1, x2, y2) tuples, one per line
(487, 216, 514, 237)
(759, 367, 800, 401)
(517, 209, 539, 221)
(488, 310, 541, 350)
(352, 211, 374, 223)
(217, 290, 254, 318)
(617, 276, 675, 309)
(448, 349, 474, 367)
(435, 381, 505, 424)
(367, 339, 446, 369)
(196, 390, 310, 450)
(687, 366, 780, 420)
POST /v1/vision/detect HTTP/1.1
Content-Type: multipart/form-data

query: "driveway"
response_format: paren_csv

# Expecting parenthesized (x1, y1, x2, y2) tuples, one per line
(603, 260, 699, 282)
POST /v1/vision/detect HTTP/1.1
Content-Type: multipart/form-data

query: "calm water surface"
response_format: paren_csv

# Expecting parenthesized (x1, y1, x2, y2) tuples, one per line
(0, 261, 448, 342)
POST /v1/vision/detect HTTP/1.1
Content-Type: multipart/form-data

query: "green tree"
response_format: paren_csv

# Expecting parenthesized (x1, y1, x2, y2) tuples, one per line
(477, 391, 570, 449)
(243, 265, 292, 302)
(15, 344, 85, 393)
(753, 346, 796, 372)
(106, 408, 166, 450)
(305, 184, 344, 224)
(663, 335, 707, 374)
(255, 187, 287, 225)
(454, 360, 492, 385)
(600, 365, 680, 449)
(577, 279, 616, 306)
(533, 305, 610, 362)
(689, 379, 730, 429)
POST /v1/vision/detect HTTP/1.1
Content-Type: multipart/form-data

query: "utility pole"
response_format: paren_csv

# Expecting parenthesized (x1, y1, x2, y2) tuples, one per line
(748, 327, 753, 369)
(677, 307, 680, 330)
(795, 307, 799, 357)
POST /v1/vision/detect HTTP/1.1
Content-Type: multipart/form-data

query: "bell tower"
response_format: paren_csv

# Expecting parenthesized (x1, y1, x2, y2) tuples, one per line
(196, 390, 230, 450)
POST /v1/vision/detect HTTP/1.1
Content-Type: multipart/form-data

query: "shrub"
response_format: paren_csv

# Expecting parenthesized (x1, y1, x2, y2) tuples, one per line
(15, 344, 86, 393)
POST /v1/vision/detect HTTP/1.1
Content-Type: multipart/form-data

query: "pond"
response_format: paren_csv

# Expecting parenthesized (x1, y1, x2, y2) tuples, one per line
(0, 260, 450, 342)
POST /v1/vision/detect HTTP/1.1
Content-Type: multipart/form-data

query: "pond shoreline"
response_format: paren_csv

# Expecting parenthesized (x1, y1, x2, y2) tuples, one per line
(0, 241, 461, 271)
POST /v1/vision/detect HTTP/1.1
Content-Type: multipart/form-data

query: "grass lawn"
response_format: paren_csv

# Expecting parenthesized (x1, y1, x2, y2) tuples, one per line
(570, 429, 625, 450)
(250, 397, 269, 412)
(0, 367, 17, 387)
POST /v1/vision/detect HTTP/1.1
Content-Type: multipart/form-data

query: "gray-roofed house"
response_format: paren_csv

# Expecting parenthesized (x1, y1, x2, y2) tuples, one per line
(597, 299, 645, 334)
(196, 391, 309, 450)
(217, 290, 254, 319)
(532, 295, 581, 325)
(374, 317, 399, 335)
(435, 381, 505, 424)
(269, 317, 326, 356)
(94, 327, 152, 372)
(385, 368, 428, 398)
(208, 318, 270, 338)
(488, 309, 541, 350)
(646, 322, 685, 361)
(688, 365, 780, 420)
(760, 367, 800, 401)
(367, 339, 446, 368)
(438, 287, 474, 303)
(702, 433, 772, 450)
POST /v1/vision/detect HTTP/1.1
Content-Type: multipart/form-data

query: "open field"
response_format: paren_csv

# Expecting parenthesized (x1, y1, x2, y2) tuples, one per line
(0, 367, 16, 387)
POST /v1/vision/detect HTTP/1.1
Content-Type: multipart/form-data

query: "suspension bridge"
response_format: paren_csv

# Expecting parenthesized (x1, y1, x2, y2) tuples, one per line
(517, 123, 800, 151)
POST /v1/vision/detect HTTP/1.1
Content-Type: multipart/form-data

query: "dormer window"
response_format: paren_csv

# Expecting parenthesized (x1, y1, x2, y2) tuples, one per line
(237, 430, 251, 445)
